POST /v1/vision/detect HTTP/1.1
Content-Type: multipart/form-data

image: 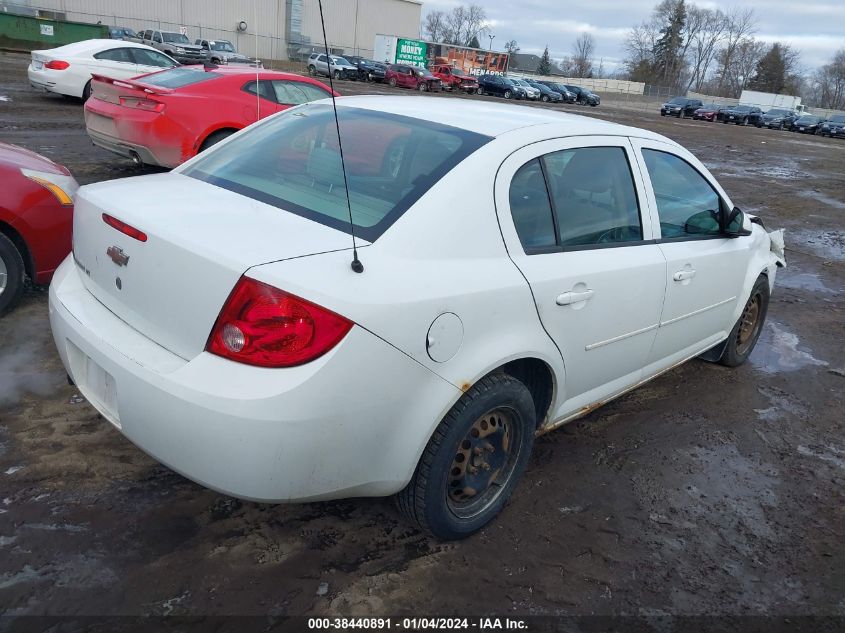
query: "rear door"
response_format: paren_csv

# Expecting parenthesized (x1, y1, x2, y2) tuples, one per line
(631, 138, 752, 369)
(495, 136, 666, 414)
(91, 47, 141, 79)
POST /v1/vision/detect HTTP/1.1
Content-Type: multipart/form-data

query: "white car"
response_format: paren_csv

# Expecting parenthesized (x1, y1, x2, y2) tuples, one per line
(28, 39, 178, 101)
(49, 97, 785, 539)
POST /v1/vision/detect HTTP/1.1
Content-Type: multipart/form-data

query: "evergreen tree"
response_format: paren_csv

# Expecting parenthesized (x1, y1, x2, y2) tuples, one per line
(468, 35, 481, 49)
(652, 0, 686, 86)
(537, 46, 552, 75)
(749, 43, 788, 93)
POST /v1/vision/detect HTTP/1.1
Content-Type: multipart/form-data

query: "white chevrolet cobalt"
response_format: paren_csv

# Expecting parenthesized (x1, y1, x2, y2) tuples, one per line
(49, 97, 785, 539)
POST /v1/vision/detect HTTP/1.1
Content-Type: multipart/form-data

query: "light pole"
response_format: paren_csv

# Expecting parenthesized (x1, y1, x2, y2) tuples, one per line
(488, 34, 495, 51)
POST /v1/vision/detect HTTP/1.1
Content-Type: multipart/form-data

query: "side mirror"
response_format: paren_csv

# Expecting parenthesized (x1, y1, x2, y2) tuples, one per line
(720, 206, 752, 237)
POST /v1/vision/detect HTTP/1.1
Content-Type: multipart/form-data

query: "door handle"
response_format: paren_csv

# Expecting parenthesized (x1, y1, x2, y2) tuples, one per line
(556, 289, 595, 306)
(673, 270, 697, 282)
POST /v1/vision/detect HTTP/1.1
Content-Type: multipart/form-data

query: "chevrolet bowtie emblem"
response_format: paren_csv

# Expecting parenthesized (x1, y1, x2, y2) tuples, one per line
(107, 246, 129, 266)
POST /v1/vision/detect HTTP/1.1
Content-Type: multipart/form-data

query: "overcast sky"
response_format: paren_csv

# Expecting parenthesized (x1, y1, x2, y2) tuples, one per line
(421, 0, 845, 73)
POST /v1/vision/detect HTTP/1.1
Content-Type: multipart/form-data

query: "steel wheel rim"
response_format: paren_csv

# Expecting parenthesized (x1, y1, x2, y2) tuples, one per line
(0, 255, 6, 295)
(446, 407, 521, 519)
(736, 291, 762, 355)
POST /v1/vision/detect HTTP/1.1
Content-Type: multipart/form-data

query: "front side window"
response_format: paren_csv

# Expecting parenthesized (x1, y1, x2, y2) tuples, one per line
(183, 105, 491, 241)
(642, 149, 722, 239)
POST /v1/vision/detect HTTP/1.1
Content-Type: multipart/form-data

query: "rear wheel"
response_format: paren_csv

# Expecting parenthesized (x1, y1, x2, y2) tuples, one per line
(396, 374, 536, 540)
(82, 79, 92, 101)
(199, 129, 235, 152)
(0, 232, 26, 316)
(388, 77, 397, 87)
(307, 65, 316, 76)
(720, 275, 769, 367)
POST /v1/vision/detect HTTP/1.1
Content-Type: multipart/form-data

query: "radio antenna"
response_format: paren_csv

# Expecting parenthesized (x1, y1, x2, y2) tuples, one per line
(317, 0, 363, 273)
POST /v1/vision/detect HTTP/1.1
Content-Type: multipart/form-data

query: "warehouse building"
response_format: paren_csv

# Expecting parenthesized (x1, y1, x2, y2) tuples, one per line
(1, 0, 422, 61)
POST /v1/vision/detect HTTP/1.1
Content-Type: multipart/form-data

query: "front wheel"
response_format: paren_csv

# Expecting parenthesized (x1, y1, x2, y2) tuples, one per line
(541, 94, 549, 102)
(720, 275, 770, 367)
(476, 87, 483, 95)
(333, 70, 341, 80)
(678, 110, 684, 118)
(0, 232, 26, 316)
(503, 89, 512, 99)
(396, 374, 536, 540)
(418, 82, 428, 92)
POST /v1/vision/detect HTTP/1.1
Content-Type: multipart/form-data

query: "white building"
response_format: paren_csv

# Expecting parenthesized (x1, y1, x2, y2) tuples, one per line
(5, 0, 422, 60)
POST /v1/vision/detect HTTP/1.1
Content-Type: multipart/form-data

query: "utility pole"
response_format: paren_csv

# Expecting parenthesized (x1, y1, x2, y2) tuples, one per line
(488, 33, 494, 50)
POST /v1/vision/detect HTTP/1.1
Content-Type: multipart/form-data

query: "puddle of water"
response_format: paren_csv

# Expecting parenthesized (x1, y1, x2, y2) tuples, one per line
(787, 229, 845, 262)
(797, 190, 845, 210)
(749, 165, 813, 179)
(750, 322, 829, 374)
(777, 270, 838, 294)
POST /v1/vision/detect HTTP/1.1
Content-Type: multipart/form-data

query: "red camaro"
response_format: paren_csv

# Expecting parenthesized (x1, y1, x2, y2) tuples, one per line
(84, 66, 337, 168)
(0, 143, 78, 313)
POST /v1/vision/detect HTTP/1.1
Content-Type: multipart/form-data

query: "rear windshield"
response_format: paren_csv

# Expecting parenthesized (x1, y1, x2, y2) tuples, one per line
(767, 109, 790, 115)
(829, 115, 845, 123)
(140, 68, 222, 88)
(668, 97, 686, 104)
(182, 105, 491, 241)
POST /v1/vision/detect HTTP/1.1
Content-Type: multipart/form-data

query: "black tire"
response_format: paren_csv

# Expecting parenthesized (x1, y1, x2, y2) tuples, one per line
(476, 87, 483, 95)
(333, 70, 341, 80)
(722, 119, 728, 124)
(396, 373, 536, 540)
(720, 275, 770, 367)
(389, 77, 397, 87)
(541, 94, 549, 102)
(0, 232, 26, 316)
(82, 79, 92, 101)
(199, 129, 235, 152)
(742, 117, 748, 126)
(307, 65, 316, 76)
(503, 89, 512, 99)
(418, 82, 427, 92)
(678, 109, 684, 118)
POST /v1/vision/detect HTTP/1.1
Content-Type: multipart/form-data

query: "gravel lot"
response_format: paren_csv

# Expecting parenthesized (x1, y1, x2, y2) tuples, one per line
(1, 50, 843, 620)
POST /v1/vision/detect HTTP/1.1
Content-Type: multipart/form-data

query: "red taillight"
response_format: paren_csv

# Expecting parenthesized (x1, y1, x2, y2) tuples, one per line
(118, 96, 165, 113)
(206, 278, 353, 368)
(45, 60, 70, 70)
(102, 213, 148, 242)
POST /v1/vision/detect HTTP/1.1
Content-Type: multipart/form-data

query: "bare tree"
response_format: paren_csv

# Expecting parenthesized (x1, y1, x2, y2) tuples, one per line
(441, 4, 489, 47)
(714, 8, 757, 96)
(810, 48, 845, 109)
(423, 11, 447, 43)
(623, 19, 660, 81)
(572, 33, 595, 78)
(684, 6, 726, 92)
(504, 39, 520, 55)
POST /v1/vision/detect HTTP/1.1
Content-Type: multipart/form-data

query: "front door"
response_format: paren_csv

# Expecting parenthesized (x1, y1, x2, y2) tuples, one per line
(495, 137, 667, 417)
(630, 138, 752, 369)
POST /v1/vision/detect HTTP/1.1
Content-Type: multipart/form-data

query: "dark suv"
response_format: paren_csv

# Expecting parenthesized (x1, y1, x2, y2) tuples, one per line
(761, 108, 801, 130)
(345, 56, 387, 82)
(477, 75, 523, 99)
(661, 97, 703, 118)
(564, 84, 600, 106)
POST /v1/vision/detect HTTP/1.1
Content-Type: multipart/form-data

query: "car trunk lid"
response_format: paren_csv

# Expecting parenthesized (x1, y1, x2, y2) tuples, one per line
(71, 172, 360, 360)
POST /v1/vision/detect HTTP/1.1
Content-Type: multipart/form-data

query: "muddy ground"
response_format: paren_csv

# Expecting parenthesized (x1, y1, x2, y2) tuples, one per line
(1, 50, 843, 622)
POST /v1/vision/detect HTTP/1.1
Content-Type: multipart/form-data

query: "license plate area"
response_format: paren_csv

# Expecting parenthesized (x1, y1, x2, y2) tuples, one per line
(66, 341, 121, 428)
(87, 112, 117, 136)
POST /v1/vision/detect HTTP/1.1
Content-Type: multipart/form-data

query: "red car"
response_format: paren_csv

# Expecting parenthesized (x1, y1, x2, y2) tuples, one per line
(692, 103, 722, 122)
(385, 64, 442, 92)
(84, 66, 337, 168)
(429, 64, 478, 93)
(0, 143, 78, 313)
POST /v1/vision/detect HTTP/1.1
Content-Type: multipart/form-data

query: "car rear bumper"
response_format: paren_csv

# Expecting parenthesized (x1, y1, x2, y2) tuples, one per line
(87, 128, 166, 167)
(49, 257, 458, 503)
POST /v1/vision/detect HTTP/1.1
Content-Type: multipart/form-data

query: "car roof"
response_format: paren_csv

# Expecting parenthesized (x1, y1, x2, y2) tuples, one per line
(32, 38, 160, 55)
(333, 96, 675, 142)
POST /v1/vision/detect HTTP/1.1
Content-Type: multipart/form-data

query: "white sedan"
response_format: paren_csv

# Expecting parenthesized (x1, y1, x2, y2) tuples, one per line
(49, 97, 785, 539)
(28, 39, 178, 100)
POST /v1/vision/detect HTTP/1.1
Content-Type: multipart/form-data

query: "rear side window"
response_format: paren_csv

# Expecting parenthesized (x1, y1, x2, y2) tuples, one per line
(182, 105, 491, 241)
(509, 159, 556, 250)
(641, 149, 722, 238)
(140, 68, 222, 88)
(272, 80, 331, 105)
(243, 80, 276, 101)
(132, 49, 176, 67)
(94, 48, 133, 63)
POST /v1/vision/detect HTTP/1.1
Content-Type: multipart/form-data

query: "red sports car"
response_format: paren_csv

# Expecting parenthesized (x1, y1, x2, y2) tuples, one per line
(0, 143, 78, 314)
(84, 66, 337, 168)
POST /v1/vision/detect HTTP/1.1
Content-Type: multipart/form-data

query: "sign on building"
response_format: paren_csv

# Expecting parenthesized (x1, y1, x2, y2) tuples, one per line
(395, 38, 427, 67)
(40, 24, 54, 36)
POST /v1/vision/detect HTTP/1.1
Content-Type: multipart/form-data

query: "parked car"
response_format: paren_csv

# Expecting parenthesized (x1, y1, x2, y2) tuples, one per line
(195, 39, 260, 67)
(0, 143, 78, 314)
(51, 97, 784, 540)
(385, 64, 441, 92)
(307, 53, 357, 80)
(28, 39, 178, 101)
(84, 67, 335, 168)
(760, 108, 801, 130)
(819, 114, 845, 138)
(345, 56, 387, 82)
(538, 81, 577, 103)
(139, 29, 207, 65)
(109, 27, 138, 41)
(661, 97, 703, 118)
(690, 103, 719, 121)
(510, 78, 541, 100)
(477, 74, 523, 99)
(720, 105, 764, 126)
(564, 84, 600, 106)
(792, 114, 823, 134)
(524, 80, 563, 103)
(429, 64, 478, 93)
